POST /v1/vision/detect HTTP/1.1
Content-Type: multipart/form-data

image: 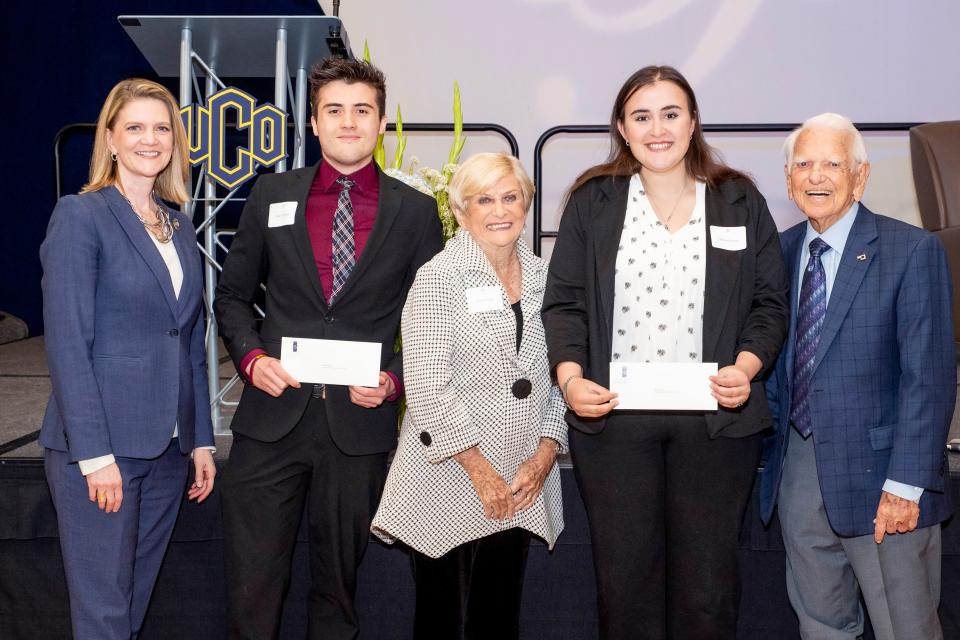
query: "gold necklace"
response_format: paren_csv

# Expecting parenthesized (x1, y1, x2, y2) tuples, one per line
(648, 178, 690, 230)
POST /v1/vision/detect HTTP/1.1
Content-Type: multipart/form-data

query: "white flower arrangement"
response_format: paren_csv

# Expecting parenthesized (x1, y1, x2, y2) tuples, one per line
(363, 44, 468, 424)
(367, 43, 465, 243)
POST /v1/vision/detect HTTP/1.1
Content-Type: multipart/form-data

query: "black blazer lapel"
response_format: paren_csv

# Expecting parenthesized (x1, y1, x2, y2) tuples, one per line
(101, 187, 179, 316)
(702, 184, 745, 361)
(285, 163, 328, 306)
(330, 168, 402, 306)
(810, 206, 877, 377)
(594, 176, 630, 345)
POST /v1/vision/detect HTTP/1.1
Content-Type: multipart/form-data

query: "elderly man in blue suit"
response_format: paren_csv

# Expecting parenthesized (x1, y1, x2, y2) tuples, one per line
(760, 113, 955, 640)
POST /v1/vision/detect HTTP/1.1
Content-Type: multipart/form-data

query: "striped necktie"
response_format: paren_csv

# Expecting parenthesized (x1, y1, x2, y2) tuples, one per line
(790, 237, 830, 437)
(330, 176, 356, 304)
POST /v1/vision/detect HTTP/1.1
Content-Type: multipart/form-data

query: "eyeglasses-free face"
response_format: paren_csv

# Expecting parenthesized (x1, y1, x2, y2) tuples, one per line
(106, 98, 175, 188)
(310, 80, 387, 175)
(617, 80, 696, 179)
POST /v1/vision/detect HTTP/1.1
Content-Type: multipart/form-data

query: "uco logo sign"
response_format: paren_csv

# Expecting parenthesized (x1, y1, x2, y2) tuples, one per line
(180, 87, 287, 189)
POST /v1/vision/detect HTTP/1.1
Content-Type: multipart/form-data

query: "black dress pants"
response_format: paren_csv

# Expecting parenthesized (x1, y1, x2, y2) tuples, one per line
(221, 394, 388, 640)
(410, 528, 531, 640)
(570, 413, 761, 640)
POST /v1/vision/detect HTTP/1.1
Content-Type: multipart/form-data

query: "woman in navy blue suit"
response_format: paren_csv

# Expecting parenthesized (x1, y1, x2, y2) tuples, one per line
(40, 78, 216, 639)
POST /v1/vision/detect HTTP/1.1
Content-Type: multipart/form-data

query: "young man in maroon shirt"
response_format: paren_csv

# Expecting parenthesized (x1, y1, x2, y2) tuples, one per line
(215, 58, 442, 639)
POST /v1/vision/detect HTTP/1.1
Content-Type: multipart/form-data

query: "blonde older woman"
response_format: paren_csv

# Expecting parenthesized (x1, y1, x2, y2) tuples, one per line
(372, 152, 567, 639)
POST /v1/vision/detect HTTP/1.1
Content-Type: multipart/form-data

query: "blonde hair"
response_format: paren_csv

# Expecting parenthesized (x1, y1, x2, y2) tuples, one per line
(81, 78, 191, 204)
(448, 153, 535, 217)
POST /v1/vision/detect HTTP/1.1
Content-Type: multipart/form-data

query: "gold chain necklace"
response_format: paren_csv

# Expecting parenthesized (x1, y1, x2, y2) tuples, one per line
(648, 178, 690, 230)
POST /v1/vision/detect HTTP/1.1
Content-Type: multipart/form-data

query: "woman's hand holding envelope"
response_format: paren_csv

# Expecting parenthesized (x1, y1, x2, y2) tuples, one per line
(708, 351, 762, 409)
(557, 361, 618, 417)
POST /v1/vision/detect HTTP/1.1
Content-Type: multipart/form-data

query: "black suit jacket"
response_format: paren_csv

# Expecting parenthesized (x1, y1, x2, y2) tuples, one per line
(215, 163, 443, 454)
(542, 175, 789, 438)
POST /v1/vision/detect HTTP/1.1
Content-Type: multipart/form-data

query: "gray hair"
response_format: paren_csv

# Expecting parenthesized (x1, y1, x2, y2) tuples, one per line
(782, 112, 869, 167)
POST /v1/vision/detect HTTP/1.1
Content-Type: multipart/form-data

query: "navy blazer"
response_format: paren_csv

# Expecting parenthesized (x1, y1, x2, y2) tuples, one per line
(542, 175, 789, 438)
(39, 186, 215, 461)
(760, 205, 955, 537)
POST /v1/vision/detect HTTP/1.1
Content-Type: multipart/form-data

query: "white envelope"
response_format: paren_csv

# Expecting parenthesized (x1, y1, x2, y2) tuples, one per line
(280, 337, 381, 387)
(609, 362, 718, 411)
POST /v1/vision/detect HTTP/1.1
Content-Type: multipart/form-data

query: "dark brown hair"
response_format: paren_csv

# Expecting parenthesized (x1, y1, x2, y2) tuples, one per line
(309, 58, 386, 118)
(568, 65, 751, 195)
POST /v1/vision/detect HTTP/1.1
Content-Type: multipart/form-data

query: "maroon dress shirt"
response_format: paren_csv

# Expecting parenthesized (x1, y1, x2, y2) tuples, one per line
(241, 160, 401, 399)
(308, 159, 380, 302)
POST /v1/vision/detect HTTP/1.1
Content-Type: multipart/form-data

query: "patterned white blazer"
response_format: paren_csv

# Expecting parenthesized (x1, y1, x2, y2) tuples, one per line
(371, 229, 568, 558)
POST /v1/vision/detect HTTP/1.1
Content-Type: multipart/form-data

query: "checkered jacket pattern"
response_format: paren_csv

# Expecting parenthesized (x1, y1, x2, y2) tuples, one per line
(372, 230, 568, 557)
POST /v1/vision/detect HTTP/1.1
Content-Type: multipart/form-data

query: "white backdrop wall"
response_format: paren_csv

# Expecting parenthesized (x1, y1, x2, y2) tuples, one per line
(324, 0, 960, 241)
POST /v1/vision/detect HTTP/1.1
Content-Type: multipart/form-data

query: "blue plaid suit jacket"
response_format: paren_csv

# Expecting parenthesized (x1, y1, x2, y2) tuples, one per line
(760, 205, 955, 537)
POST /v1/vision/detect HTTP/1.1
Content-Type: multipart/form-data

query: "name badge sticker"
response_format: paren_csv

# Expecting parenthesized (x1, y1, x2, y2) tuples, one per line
(710, 225, 747, 251)
(465, 286, 504, 314)
(268, 201, 297, 227)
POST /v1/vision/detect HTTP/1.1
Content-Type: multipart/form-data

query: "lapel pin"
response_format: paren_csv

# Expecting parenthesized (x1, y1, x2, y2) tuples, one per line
(856, 253, 866, 261)
(172, 218, 181, 231)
